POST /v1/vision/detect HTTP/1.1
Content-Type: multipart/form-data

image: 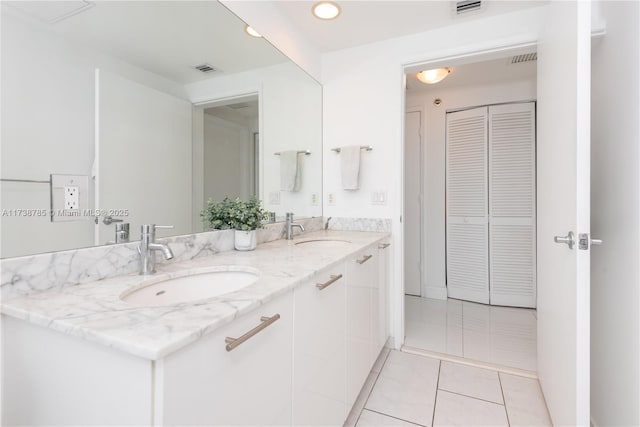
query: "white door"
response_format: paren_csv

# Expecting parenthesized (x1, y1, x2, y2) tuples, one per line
(446, 107, 489, 304)
(536, 1, 591, 425)
(404, 111, 422, 296)
(95, 70, 192, 244)
(488, 103, 536, 308)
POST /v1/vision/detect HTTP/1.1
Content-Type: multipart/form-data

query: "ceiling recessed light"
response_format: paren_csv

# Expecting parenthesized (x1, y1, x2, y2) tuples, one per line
(245, 25, 262, 38)
(312, 1, 341, 20)
(416, 68, 452, 84)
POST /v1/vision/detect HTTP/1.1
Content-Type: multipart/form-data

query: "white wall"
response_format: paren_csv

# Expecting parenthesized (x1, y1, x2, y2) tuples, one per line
(590, 1, 640, 425)
(185, 62, 323, 219)
(321, 6, 545, 346)
(406, 80, 536, 299)
(0, 7, 186, 258)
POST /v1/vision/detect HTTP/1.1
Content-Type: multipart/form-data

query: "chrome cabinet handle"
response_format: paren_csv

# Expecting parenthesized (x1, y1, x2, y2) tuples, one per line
(554, 231, 575, 249)
(592, 238, 603, 245)
(316, 274, 343, 290)
(378, 243, 390, 249)
(356, 254, 373, 264)
(225, 314, 280, 352)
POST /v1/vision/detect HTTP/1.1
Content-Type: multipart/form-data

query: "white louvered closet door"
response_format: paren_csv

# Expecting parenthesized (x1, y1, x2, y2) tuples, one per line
(489, 103, 536, 308)
(446, 107, 489, 304)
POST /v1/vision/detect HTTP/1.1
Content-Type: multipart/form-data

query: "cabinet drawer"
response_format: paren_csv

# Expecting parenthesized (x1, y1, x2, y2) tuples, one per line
(160, 292, 293, 426)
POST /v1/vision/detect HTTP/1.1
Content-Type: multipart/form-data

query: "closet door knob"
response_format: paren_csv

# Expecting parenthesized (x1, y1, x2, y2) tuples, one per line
(554, 231, 575, 249)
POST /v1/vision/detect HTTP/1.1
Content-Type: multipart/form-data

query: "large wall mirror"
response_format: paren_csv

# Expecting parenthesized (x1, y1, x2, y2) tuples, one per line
(1, 1, 322, 258)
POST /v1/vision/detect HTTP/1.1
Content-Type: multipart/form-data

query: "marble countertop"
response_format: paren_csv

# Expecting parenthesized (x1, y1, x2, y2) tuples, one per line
(1, 230, 389, 360)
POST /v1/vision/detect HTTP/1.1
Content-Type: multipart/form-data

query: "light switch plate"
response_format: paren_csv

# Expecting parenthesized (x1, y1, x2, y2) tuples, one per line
(269, 191, 280, 205)
(371, 191, 387, 205)
(50, 174, 89, 222)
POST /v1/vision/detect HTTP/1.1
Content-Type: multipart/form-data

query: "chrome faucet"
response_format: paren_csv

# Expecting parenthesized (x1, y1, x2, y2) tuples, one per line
(139, 224, 175, 275)
(285, 213, 305, 240)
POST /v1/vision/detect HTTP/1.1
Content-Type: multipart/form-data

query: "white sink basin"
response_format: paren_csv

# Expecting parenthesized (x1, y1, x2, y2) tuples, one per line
(121, 267, 260, 306)
(294, 239, 352, 248)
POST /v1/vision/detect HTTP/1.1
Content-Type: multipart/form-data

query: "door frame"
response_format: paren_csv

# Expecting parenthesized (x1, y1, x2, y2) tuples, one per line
(398, 42, 540, 350)
(191, 90, 263, 231)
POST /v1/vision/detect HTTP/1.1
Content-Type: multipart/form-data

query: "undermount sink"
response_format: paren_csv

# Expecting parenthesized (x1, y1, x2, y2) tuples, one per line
(294, 239, 352, 248)
(121, 266, 260, 306)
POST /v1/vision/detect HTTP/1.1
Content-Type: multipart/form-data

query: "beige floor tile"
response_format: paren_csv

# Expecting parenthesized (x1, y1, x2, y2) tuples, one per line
(438, 361, 503, 404)
(365, 351, 440, 426)
(433, 390, 508, 426)
(499, 373, 552, 426)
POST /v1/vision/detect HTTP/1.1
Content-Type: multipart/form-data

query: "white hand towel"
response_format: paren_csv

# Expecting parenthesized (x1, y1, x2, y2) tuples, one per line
(280, 151, 301, 192)
(340, 145, 361, 190)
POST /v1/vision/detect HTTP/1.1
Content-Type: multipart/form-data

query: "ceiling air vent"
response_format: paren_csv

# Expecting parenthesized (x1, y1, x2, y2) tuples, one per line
(193, 63, 217, 74)
(511, 53, 538, 64)
(455, 0, 482, 15)
(228, 103, 250, 110)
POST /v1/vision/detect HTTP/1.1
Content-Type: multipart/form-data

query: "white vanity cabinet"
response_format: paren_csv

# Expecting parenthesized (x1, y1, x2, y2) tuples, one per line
(2, 234, 391, 427)
(292, 264, 347, 426)
(159, 291, 293, 426)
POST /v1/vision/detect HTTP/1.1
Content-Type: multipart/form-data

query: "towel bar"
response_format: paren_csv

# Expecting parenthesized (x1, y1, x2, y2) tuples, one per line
(331, 145, 373, 153)
(274, 150, 311, 156)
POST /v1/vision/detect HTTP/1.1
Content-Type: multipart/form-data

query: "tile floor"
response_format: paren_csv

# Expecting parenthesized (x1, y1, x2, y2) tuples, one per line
(404, 296, 537, 371)
(346, 349, 552, 427)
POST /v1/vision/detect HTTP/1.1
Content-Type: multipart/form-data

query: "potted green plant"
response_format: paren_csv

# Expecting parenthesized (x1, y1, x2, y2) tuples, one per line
(201, 196, 268, 251)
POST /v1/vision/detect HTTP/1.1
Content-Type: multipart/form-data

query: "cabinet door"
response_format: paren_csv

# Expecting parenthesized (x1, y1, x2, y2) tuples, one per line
(160, 292, 293, 426)
(293, 264, 347, 426)
(346, 247, 378, 405)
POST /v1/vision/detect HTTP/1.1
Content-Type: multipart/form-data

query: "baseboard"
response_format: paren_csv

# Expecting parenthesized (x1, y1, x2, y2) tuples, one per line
(422, 285, 447, 300)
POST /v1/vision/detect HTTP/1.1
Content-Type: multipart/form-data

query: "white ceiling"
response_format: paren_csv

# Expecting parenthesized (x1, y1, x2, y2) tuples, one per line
(273, 0, 548, 53)
(4, 1, 288, 84)
(406, 55, 537, 93)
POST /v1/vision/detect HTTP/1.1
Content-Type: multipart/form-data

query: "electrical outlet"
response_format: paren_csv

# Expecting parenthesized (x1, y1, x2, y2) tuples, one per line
(327, 193, 336, 206)
(50, 174, 89, 222)
(64, 186, 79, 210)
(311, 193, 318, 206)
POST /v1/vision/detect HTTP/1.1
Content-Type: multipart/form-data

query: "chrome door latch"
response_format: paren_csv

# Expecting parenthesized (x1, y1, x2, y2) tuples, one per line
(578, 233, 603, 250)
(554, 231, 575, 249)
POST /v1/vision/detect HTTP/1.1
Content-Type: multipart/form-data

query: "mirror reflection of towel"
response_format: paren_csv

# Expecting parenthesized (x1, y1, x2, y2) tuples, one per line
(280, 151, 301, 192)
(341, 146, 361, 190)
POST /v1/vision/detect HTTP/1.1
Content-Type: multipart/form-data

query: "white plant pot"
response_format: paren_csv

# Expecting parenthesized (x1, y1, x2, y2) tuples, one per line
(234, 230, 257, 251)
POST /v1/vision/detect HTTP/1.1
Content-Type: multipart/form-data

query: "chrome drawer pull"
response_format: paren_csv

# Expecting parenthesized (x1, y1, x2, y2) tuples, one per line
(225, 314, 280, 352)
(356, 254, 373, 264)
(316, 274, 343, 290)
(378, 243, 390, 249)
